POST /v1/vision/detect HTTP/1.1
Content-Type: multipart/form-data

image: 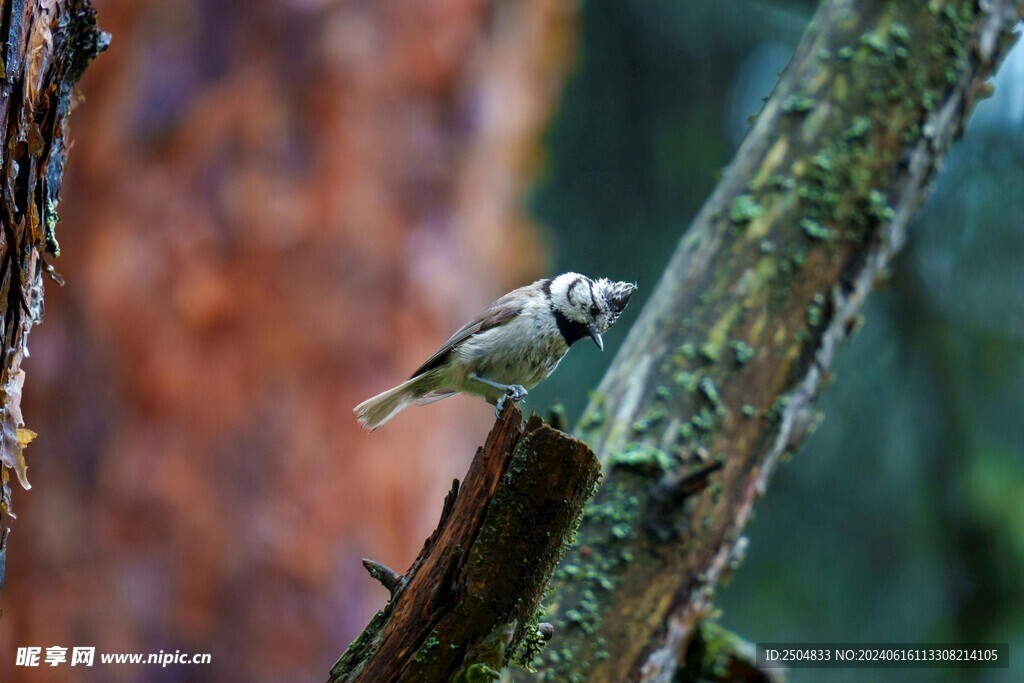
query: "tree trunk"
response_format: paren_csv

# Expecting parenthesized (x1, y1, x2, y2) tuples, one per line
(329, 405, 601, 682)
(0, 0, 106, 590)
(515, 1, 1024, 682)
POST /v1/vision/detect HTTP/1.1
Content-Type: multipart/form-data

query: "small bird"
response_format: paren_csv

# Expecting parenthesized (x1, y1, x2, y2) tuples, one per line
(354, 272, 636, 430)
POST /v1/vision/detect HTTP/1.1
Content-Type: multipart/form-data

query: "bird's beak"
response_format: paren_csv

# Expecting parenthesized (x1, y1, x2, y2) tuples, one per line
(589, 327, 604, 351)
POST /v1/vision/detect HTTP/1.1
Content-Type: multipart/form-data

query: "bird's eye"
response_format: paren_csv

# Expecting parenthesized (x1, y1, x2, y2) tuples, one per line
(590, 304, 600, 316)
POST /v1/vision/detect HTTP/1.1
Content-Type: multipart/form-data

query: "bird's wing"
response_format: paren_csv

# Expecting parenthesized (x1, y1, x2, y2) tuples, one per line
(409, 289, 525, 379)
(414, 390, 457, 406)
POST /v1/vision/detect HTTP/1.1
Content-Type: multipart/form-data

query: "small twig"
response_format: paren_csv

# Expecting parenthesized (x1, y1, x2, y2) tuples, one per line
(654, 461, 724, 509)
(361, 559, 402, 597)
(670, 461, 723, 500)
(646, 461, 725, 541)
(547, 404, 568, 432)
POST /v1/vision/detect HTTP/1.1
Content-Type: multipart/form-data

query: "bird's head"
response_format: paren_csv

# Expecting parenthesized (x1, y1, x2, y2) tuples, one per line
(549, 273, 637, 350)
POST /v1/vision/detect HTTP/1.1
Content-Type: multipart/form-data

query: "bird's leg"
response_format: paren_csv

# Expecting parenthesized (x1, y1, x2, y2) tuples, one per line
(470, 374, 528, 418)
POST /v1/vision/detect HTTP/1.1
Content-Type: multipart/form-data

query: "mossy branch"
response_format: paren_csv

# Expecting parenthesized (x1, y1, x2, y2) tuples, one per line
(329, 403, 601, 682)
(513, 1, 1024, 681)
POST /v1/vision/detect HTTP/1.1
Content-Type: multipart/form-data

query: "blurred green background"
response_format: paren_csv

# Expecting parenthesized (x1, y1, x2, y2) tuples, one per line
(529, 1, 1024, 680)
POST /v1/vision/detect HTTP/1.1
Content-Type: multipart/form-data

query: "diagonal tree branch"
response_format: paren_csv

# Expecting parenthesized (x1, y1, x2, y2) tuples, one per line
(515, 2, 1024, 681)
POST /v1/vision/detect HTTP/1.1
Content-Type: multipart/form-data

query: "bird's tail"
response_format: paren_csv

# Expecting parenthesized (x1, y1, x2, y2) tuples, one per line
(354, 372, 440, 431)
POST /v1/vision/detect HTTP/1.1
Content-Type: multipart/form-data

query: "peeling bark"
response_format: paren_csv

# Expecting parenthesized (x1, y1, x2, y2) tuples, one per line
(329, 404, 601, 682)
(512, 2, 1024, 682)
(0, 0, 106, 590)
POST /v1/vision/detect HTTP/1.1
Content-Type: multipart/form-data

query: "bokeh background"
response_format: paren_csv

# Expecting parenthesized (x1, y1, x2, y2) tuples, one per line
(0, 1, 1021, 681)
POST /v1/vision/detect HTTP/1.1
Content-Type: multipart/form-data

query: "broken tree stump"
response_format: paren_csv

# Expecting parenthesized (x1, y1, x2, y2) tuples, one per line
(329, 403, 601, 682)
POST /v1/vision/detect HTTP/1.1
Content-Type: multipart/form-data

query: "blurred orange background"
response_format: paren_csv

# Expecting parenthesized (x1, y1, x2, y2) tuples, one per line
(0, 1, 575, 681)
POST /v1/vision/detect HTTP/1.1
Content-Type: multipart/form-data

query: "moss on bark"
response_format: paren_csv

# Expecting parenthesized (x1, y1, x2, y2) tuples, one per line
(517, 2, 1024, 681)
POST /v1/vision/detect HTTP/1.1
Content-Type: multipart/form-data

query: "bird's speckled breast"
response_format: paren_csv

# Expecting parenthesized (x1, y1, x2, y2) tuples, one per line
(452, 308, 569, 391)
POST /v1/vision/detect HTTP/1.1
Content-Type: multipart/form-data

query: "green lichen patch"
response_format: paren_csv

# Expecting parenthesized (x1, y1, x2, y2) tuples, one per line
(806, 304, 822, 327)
(631, 408, 666, 434)
(806, 292, 826, 327)
(414, 631, 442, 664)
(699, 342, 720, 363)
(800, 217, 833, 241)
(677, 342, 697, 360)
(730, 194, 763, 223)
(730, 340, 754, 366)
(781, 94, 815, 114)
(673, 371, 699, 392)
(511, 616, 548, 673)
(698, 377, 725, 415)
(766, 395, 790, 425)
(463, 663, 502, 682)
(691, 408, 717, 434)
(844, 115, 873, 140)
(859, 31, 890, 55)
(867, 188, 895, 221)
(888, 22, 910, 45)
(766, 173, 796, 191)
(608, 443, 675, 476)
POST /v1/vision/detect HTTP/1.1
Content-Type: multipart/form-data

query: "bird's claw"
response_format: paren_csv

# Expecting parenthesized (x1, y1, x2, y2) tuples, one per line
(494, 385, 528, 418)
(507, 385, 528, 403)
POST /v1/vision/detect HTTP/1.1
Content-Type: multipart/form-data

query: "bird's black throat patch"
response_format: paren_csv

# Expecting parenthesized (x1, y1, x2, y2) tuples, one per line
(552, 307, 589, 347)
